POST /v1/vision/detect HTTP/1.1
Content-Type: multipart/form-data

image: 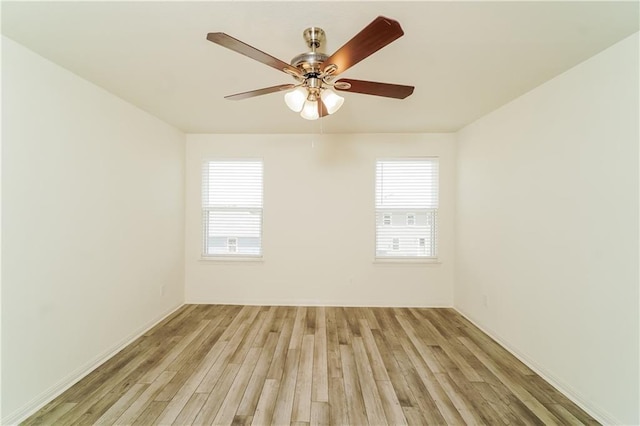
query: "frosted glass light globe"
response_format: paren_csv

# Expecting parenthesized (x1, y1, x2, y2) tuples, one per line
(320, 89, 344, 115)
(300, 99, 319, 120)
(284, 87, 307, 112)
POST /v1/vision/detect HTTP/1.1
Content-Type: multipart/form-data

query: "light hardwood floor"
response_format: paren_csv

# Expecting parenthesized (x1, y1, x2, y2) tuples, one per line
(24, 305, 598, 425)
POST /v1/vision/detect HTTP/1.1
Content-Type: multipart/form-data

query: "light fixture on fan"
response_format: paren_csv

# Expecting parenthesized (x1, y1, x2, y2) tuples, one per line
(284, 86, 344, 120)
(280, 29, 349, 120)
(207, 16, 415, 120)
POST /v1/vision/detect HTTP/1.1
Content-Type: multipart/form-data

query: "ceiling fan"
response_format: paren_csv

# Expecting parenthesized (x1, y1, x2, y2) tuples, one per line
(206, 16, 414, 120)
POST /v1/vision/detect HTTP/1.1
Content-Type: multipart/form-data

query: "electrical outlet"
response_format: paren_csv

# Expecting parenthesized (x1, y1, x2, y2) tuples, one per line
(160, 285, 166, 297)
(483, 294, 488, 308)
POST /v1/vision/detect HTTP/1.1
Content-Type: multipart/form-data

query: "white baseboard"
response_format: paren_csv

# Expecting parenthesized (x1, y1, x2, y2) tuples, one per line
(184, 297, 452, 308)
(453, 307, 620, 425)
(2, 303, 184, 426)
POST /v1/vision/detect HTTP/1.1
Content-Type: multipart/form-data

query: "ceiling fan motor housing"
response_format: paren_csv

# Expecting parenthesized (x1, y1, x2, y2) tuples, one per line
(290, 27, 329, 75)
(290, 52, 328, 74)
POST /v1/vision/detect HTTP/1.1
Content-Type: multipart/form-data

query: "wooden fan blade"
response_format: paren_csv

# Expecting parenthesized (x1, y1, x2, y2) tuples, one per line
(224, 84, 296, 100)
(335, 79, 414, 99)
(207, 33, 301, 76)
(321, 16, 404, 76)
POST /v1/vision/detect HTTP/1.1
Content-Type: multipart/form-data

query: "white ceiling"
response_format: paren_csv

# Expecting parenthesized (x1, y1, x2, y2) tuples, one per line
(2, 1, 638, 134)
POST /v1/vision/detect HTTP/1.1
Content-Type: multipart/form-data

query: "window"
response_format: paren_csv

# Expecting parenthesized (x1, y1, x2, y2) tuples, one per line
(202, 160, 263, 257)
(375, 159, 438, 258)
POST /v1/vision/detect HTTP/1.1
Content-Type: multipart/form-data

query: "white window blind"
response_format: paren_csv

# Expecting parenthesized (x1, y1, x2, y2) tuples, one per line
(202, 160, 263, 257)
(375, 159, 439, 258)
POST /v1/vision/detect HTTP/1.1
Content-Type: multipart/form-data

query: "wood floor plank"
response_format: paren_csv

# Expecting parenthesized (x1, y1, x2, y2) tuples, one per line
(164, 305, 231, 373)
(228, 308, 267, 364)
(196, 306, 260, 393)
(153, 327, 226, 423)
(390, 346, 448, 424)
(236, 332, 279, 416)
(402, 406, 427, 426)
(335, 307, 352, 345)
(472, 380, 536, 425)
(312, 306, 329, 403)
(325, 307, 343, 379)
(94, 383, 147, 425)
(232, 414, 253, 425)
(212, 346, 262, 425)
(292, 334, 315, 423)
(546, 403, 586, 426)
(459, 336, 562, 425)
(396, 314, 445, 373)
(351, 336, 388, 425)
(251, 378, 280, 426)
(289, 306, 307, 350)
(132, 400, 167, 425)
(24, 305, 599, 426)
(172, 392, 208, 425)
(376, 379, 408, 426)
(310, 401, 330, 426)
(156, 309, 248, 424)
(192, 363, 241, 425)
(266, 307, 295, 380)
(359, 319, 391, 381)
(21, 402, 76, 426)
(339, 344, 368, 426)
(328, 376, 349, 426)
(434, 371, 490, 425)
(56, 336, 180, 425)
(251, 306, 277, 348)
(401, 339, 466, 425)
(271, 348, 301, 425)
(114, 370, 175, 426)
(154, 325, 225, 402)
(370, 328, 415, 408)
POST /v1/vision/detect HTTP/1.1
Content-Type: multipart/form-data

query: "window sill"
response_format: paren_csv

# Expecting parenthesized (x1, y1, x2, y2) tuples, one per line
(200, 256, 264, 263)
(373, 257, 441, 265)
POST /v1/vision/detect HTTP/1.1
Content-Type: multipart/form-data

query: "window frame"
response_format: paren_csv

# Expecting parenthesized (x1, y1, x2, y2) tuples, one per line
(201, 158, 264, 260)
(374, 157, 439, 262)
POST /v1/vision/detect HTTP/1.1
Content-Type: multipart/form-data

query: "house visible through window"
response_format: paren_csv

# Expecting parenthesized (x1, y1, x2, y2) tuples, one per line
(202, 160, 263, 257)
(375, 158, 439, 258)
(227, 237, 238, 253)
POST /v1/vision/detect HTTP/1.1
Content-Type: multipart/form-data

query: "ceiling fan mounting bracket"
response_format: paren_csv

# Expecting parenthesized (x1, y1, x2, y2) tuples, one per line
(302, 27, 326, 52)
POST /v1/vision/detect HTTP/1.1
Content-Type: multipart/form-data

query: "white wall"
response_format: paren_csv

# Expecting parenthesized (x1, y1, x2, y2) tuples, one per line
(1, 37, 185, 423)
(455, 33, 639, 424)
(186, 133, 455, 306)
